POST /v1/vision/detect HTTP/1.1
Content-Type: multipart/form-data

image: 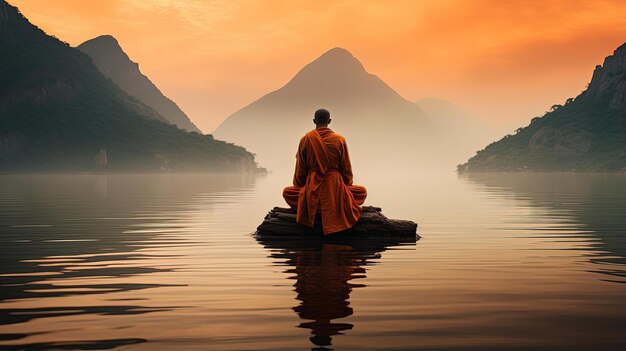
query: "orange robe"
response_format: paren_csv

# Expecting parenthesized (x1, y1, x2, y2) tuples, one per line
(283, 127, 367, 234)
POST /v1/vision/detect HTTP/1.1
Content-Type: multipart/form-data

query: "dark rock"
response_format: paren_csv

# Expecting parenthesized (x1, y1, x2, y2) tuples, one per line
(587, 43, 626, 109)
(256, 206, 419, 242)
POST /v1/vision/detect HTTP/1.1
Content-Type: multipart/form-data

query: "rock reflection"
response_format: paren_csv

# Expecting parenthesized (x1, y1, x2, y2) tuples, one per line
(256, 234, 418, 349)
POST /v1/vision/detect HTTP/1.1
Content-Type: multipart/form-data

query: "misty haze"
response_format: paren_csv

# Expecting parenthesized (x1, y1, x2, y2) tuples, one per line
(1, 1, 625, 350)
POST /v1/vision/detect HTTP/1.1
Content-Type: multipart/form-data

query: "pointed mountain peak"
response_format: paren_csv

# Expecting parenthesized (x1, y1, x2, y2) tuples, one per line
(283, 47, 372, 90)
(78, 35, 126, 58)
(80, 34, 121, 49)
(303, 47, 366, 73)
(77, 34, 201, 132)
(319, 47, 358, 61)
(77, 34, 136, 73)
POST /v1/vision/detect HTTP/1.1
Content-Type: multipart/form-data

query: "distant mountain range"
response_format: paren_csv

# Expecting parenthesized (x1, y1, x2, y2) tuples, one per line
(213, 47, 482, 171)
(458, 43, 626, 172)
(77, 35, 201, 133)
(0, 0, 260, 172)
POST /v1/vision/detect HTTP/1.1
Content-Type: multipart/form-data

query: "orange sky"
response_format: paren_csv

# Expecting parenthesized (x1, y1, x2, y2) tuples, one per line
(10, 0, 626, 133)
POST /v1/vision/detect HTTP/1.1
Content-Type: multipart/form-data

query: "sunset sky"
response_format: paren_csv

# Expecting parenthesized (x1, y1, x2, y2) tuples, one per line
(10, 0, 626, 133)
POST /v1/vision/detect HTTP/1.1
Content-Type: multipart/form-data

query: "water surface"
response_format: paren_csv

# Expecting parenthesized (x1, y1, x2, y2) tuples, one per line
(0, 172, 625, 350)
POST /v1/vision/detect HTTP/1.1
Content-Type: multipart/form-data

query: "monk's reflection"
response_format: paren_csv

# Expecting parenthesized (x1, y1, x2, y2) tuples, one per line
(292, 244, 364, 347)
(256, 235, 417, 349)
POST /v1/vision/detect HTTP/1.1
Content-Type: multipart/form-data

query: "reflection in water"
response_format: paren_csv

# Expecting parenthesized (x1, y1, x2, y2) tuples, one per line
(0, 337, 147, 351)
(255, 234, 418, 349)
(0, 174, 257, 349)
(462, 173, 626, 284)
(293, 244, 361, 347)
(1, 172, 625, 350)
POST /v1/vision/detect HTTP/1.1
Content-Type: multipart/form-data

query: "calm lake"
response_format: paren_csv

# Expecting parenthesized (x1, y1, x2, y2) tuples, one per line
(0, 172, 625, 350)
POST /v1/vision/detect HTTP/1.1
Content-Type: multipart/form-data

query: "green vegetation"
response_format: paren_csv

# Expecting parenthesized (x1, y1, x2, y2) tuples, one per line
(0, 1, 262, 172)
(77, 35, 202, 133)
(458, 45, 626, 172)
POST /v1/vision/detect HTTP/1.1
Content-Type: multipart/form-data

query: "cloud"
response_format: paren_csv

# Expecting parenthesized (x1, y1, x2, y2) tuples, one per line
(124, 0, 238, 33)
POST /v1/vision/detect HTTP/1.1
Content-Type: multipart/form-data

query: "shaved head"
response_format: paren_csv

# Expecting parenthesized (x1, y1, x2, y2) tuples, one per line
(313, 108, 331, 126)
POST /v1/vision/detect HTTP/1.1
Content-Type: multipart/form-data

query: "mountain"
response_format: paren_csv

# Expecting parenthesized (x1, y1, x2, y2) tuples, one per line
(213, 47, 445, 172)
(0, 0, 260, 172)
(77, 35, 201, 133)
(458, 43, 626, 172)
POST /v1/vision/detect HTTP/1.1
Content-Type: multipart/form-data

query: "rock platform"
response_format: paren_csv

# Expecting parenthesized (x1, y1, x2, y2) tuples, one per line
(256, 206, 419, 242)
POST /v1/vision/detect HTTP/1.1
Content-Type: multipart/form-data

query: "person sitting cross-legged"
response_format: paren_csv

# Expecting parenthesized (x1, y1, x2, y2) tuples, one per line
(283, 108, 367, 234)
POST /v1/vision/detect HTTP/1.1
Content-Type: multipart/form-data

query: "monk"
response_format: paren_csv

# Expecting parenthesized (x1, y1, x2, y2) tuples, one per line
(283, 109, 367, 234)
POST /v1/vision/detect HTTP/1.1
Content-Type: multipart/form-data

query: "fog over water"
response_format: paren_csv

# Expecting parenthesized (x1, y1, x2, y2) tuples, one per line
(1, 2, 624, 349)
(0, 171, 625, 350)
